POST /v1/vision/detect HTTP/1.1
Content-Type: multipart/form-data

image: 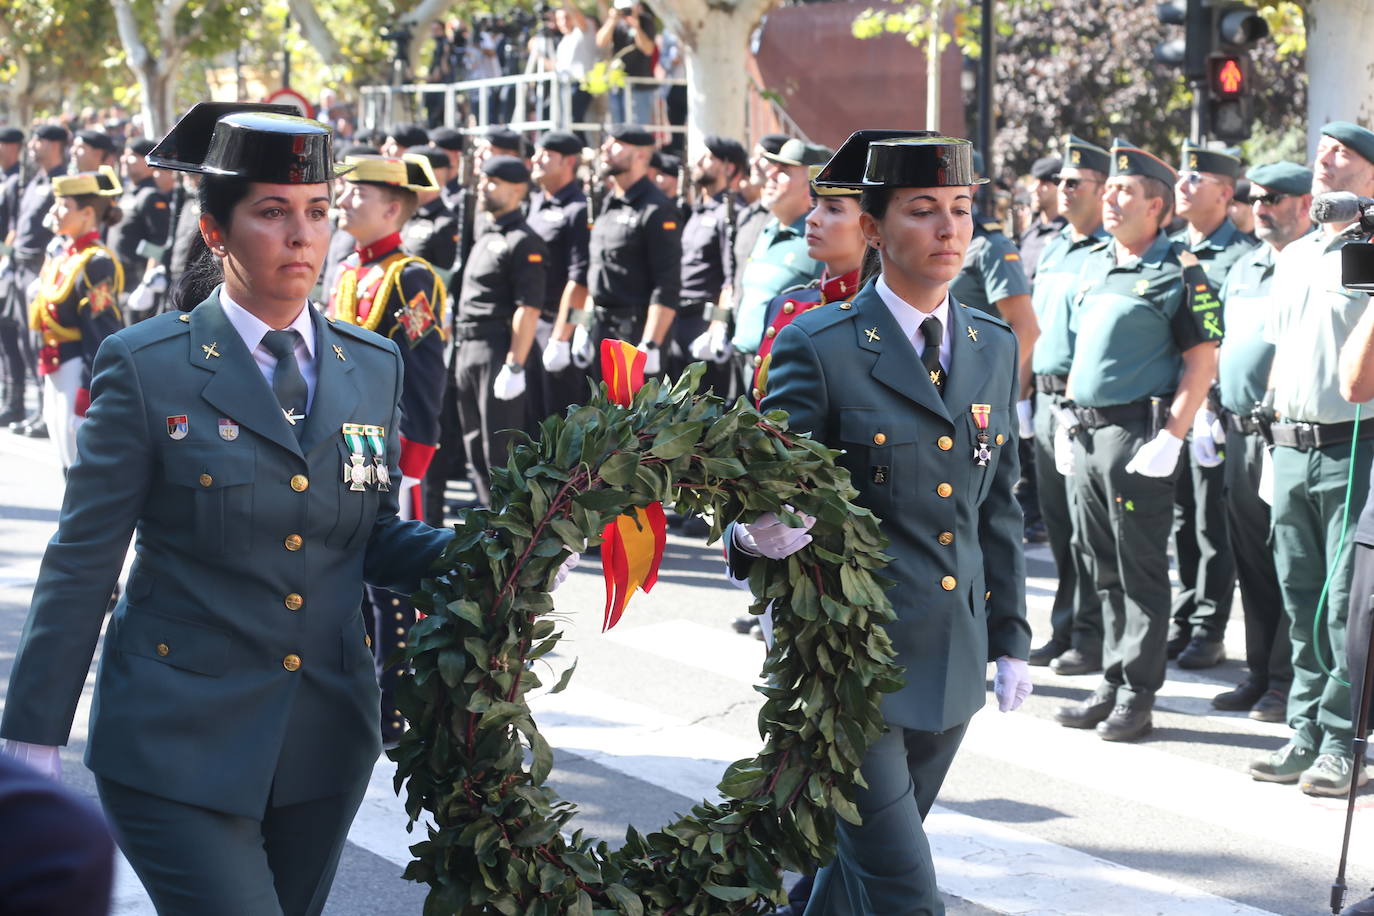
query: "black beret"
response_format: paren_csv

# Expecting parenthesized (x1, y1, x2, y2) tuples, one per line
(76, 129, 117, 153)
(482, 154, 530, 184)
(428, 126, 465, 151)
(339, 143, 380, 159)
(609, 123, 655, 147)
(758, 133, 789, 155)
(485, 126, 523, 153)
(34, 123, 70, 144)
(703, 135, 748, 173)
(1321, 121, 1374, 167)
(538, 130, 582, 157)
(127, 137, 157, 157)
(1246, 161, 1313, 196)
(386, 122, 430, 149)
(408, 144, 452, 173)
(1030, 155, 1062, 182)
(0, 127, 22, 144)
(651, 151, 681, 173)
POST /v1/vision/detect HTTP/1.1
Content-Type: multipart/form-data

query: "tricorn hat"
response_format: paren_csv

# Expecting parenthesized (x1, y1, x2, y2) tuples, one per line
(813, 129, 937, 188)
(860, 136, 989, 188)
(147, 102, 345, 183)
(52, 164, 123, 198)
(342, 153, 439, 192)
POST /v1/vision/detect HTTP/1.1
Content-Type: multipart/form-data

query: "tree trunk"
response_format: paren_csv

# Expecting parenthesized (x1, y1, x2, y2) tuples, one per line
(287, 0, 340, 71)
(0, 19, 34, 127)
(1305, 0, 1374, 154)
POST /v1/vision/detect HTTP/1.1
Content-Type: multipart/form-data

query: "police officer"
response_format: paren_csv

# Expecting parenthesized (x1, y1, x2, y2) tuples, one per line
(1167, 141, 1253, 669)
(1053, 139, 1222, 742)
(400, 145, 460, 278)
(527, 130, 591, 422)
(453, 155, 548, 506)
(731, 130, 1031, 916)
(1249, 122, 1374, 797)
(329, 153, 450, 742)
(1026, 135, 1109, 676)
(70, 130, 117, 175)
(107, 138, 172, 321)
(0, 125, 26, 425)
(1208, 161, 1313, 721)
(427, 125, 468, 216)
(572, 124, 680, 375)
(1019, 154, 1066, 282)
(8, 124, 70, 438)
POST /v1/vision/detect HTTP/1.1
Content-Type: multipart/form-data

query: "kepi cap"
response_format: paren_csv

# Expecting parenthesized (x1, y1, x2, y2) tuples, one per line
(1321, 121, 1374, 167)
(1109, 138, 1177, 186)
(482, 155, 531, 184)
(1062, 135, 1110, 175)
(148, 102, 344, 183)
(1180, 140, 1242, 178)
(762, 138, 833, 169)
(342, 153, 439, 192)
(1246, 161, 1313, 196)
(52, 164, 123, 198)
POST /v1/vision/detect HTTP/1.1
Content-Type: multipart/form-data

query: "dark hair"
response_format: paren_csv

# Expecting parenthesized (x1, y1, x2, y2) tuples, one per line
(172, 175, 254, 311)
(860, 187, 892, 221)
(858, 243, 882, 288)
(69, 193, 122, 229)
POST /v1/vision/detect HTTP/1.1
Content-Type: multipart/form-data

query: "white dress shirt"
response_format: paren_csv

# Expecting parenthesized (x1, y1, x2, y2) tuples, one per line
(219, 289, 319, 412)
(875, 275, 952, 372)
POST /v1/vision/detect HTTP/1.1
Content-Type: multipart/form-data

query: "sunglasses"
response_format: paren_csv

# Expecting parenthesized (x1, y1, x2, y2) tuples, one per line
(1250, 192, 1290, 206)
(1057, 177, 1099, 190)
(1178, 171, 1225, 187)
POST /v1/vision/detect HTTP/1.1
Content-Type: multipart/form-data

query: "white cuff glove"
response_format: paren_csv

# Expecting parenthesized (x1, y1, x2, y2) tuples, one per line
(3, 740, 62, 780)
(1016, 399, 1034, 440)
(1259, 446, 1275, 506)
(732, 507, 817, 560)
(1053, 426, 1076, 477)
(543, 338, 572, 373)
(1190, 409, 1223, 468)
(571, 323, 595, 369)
(146, 264, 168, 294)
(690, 324, 733, 364)
(492, 363, 526, 401)
(1125, 430, 1184, 478)
(637, 340, 661, 376)
(993, 656, 1033, 712)
(552, 552, 580, 590)
(126, 281, 157, 314)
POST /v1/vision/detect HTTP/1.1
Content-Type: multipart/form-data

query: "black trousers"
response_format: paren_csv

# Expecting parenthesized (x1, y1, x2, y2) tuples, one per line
(1347, 542, 1374, 731)
(454, 333, 526, 507)
(423, 372, 464, 527)
(361, 585, 416, 741)
(0, 315, 24, 410)
(667, 303, 736, 401)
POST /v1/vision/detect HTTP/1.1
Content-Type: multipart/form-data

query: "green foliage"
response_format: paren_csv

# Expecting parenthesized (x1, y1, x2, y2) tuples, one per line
(393, 365, 903, 914)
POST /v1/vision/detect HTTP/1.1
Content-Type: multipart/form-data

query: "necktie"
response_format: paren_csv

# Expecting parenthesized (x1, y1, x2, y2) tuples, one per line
(263, 329, 307, 438)
(920, 316, 945, 394)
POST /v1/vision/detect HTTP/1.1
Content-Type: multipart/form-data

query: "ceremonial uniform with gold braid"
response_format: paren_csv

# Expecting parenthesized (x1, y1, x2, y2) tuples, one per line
(751, 267, 860, 404)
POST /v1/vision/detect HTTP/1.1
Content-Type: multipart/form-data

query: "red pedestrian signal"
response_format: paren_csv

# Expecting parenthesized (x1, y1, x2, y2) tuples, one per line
(1212, 55, 1244, 96)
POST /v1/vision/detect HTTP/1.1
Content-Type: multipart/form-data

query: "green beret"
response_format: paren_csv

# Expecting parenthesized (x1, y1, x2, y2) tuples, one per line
(1246, 161, 1313, 196)
(1321, 121, 1374, 166)
(1063, 135, 1110, 174)
(1180, 139, 1242, 179)
(1110, 138, 1177, 186)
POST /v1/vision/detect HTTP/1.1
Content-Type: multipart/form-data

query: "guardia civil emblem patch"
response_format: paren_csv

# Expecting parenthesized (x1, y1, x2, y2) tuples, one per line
(166, 415, 188, 440)
(218, 418, 239, 441)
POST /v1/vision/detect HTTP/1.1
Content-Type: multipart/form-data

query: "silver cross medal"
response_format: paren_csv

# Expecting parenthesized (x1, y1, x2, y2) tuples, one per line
(973, 433, 992, 467)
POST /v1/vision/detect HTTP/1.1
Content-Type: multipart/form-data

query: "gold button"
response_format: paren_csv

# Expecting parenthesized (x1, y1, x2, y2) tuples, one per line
(284, 534, 303, 551)
(198, 473, 213, 487)
(873, 432, 887, 446)
(391, 598, 400, 606)
(765, 327, 777, 339)
(395, 627, 406, 635)
(365, 634, 372, 648)
(752, 355, 763, 367)
(156, 643, 169, 657)
(290, 474, 309, 492)
(938, 531, 954, 546)
(396, 640, 407, 649)
(937, 436, 953, 451)
(394, 612, 404, 621)
(783, 303, 795, 315)
(839, 303, 852, 310)
(985, 590, 992, 600)
(751, 387, 761, 400)
(995, 433, 1005, 445)
(937, 482, 953, 498)
(283, 654, 302, 671)
(178, 314, 190, 323)
(941, 576, 957, 591)
(284, 593, 303, 611)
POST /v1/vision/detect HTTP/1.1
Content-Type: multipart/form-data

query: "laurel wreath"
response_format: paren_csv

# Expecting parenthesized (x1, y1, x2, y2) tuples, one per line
(393, 364, 902, 915)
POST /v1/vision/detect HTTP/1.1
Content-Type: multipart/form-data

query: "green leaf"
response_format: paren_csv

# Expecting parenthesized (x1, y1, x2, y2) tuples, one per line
(603, 884, 644, 916)
(598, 451, 641, 487)
(438, 648, 466, 688)
(549, 659, 579, 694)
(702, 882, 754, 902)
(447, 599, 484, 628)
(649, 421, 703, 460)
(512, 818, 561, 847)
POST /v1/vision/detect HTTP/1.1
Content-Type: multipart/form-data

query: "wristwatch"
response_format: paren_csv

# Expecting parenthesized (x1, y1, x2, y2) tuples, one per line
(638, 340, 658, 351)
(504, 360, 524, 373)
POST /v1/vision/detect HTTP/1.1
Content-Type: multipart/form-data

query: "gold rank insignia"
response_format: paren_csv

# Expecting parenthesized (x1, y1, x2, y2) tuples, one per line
(930, 369, 942, 386)
(201, 341, 220, 360)
(967, 326, 979, 342)
(865, 327, 881, 342)
(1071, 149, 1082, 165)
(1118, 154, 1129, 170)
(333, 344, 346, 361)
(1188, 153, 1199, 170)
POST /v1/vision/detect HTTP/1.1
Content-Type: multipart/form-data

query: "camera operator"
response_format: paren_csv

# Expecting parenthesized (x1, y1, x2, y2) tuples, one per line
(424, 20, 463, 128)
(1250, 122, 1374, 799)
(596, 0, 657, 126)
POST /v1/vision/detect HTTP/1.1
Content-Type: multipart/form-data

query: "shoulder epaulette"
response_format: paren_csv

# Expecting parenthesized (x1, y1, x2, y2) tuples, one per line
(327, 315, 400, 352)
(982, 220, 1003, 233)
(790, 300, 859, 335)
(962, 303, 1013, 331)
(118, 309, 192, 351)
(780, 279, 821, 297)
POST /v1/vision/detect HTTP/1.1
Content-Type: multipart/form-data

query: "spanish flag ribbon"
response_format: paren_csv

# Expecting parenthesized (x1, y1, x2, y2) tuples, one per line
(598, 339, 664, 630)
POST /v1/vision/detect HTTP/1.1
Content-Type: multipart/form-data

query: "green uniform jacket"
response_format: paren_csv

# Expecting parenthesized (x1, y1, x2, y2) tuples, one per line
(0, 292, 452, 817)
(761, 283, 1031, 731)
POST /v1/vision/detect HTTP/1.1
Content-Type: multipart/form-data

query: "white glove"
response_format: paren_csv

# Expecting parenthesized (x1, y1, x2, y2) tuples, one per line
(492, 363, 527, 400)
(637, 340, 661, 375)
(571, 323, 595, 369)
(1016, 399, 1034, 440)
(1125, 430, 1184, 478)
(3, 741, 62, 780)
(1053, 426, 1075, 477)
(690, 324, 733, 364)
(126, 280, 157, 313)
(0, 255, 11, 279)
(1259, 446, 1275, 506)
(552, 552, 580, 590)
(732, 506, 816, 560)
(993, 656, 1033, 712)
(543, 338, 572, 373)
(1190, 409, 1223, 468)
(145, 264, 168, 294)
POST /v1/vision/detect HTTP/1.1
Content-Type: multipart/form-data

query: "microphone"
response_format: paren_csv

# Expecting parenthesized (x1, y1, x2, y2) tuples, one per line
(1310, 191, 1374, 226)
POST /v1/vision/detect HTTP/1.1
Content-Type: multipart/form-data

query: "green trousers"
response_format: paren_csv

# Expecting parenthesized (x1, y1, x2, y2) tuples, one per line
(804, 722, 967, 916)
(1072, 419, 1179, 708)
(97, 772, 369, 916)
(1171, 446, 1237, 640)
(1033, 390, 1102, 653)
(1270, 440, 1371, 757)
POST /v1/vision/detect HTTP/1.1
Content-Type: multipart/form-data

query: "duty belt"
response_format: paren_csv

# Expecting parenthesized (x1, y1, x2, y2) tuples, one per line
(1219, 409, 1262, 436)
(1075, 400, 1156, 430)
(1034, 374, 1068, 395)
(453, 318, 509, 341)
(1270, 419, 1374, 451)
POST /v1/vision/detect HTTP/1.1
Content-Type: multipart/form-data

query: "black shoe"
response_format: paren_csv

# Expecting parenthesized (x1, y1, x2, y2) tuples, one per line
(1050, 648, 1102, 676)
(1054, 694, 1115, 729)
(21, 419, 48, 439)
(0, 404, 23, 425)
(1023, 520, 1049, 544)
(1212, 678, 1264, 711)
(1249, 689, 1287, 723)
(1096, 704, 1153, 742)
(1177, 635, 1226, 669)
(1342, 891, 1374, 915)
(731, 614, 755, 634)
(1028, 638, 1068, 667)
(1166, 627, 1191, 660)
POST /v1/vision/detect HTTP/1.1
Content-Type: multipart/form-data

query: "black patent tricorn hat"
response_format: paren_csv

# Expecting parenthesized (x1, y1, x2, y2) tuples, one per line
(861, 136, 989, 188)
(147, 101, 345, 183)
(812, 129, 936, 188)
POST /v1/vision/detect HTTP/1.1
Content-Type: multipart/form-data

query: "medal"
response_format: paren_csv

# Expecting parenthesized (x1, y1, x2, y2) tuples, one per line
(971, 404, 992, 467)
(363, 425, 391, 491)
(341, 423, 375, 490)
(218, 418, 239, 441)
(166, 415, 188, 440)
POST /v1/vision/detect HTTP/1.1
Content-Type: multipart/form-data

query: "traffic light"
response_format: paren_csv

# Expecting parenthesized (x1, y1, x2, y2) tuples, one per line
(1205, 2, 1268, 142)
(1153, 0, 1210, 80)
